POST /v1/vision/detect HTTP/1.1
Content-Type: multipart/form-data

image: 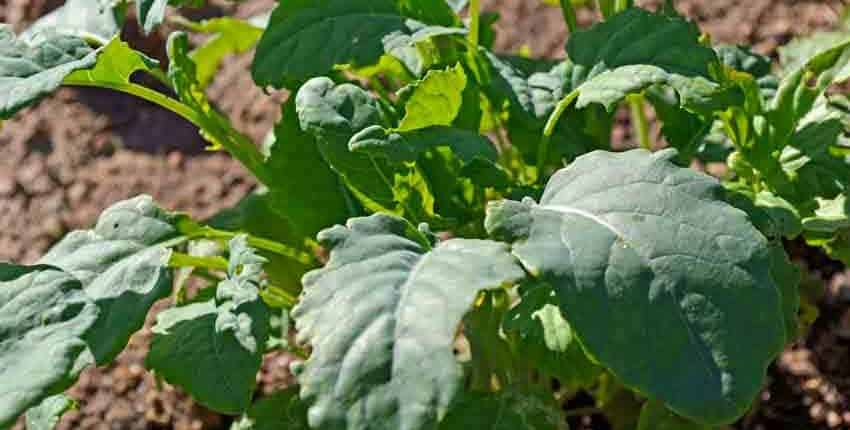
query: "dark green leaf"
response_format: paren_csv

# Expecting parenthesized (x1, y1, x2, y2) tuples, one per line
(252, 0, 459, 89)
(147, 236, 269, 414)
(231, 387, 310, 430)
(439, 391, 568, 430)
(637, 400, 713, 430)
(0, 265, 97, 428)
(485, 149, 786, 425)
(39, 195, 180, 364)
(292, 214, 525, 430)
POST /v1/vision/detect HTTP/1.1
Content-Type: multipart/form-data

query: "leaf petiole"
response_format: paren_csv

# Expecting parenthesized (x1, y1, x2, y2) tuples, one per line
(537, 90, 579, 181)
(559, 0, 579, 33)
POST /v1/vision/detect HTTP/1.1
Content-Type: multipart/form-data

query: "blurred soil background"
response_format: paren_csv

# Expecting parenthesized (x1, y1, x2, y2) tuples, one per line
(2, 0, 850, 428)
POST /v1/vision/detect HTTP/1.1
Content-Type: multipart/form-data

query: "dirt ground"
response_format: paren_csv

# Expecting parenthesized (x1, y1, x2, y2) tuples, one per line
(2, 0, 850, 429)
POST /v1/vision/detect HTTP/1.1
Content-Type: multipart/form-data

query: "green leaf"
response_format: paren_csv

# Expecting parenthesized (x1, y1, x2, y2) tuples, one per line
(397, 64, 467, 131)
(0, 26, 98, 119)
(502, 282, 601, 389)
(23, 0, 125, 42)
(770, 39, 850, 142)
(39, 195, 180, 364)
(779, 31, 850, 80)
(146, 236, 270, 414)
(445, 0, 468, 12)
(252, 0, 459, 89)
(0, 264, 98, 428)
(296, 77, 441, 224)
(485, 149, 786, 426)
(381, 23, 466, 78)
(637, 400, 713, 430)
(802, 195, 850, 233)
(63, 38, 158, 87)
(769, 244, 801, 343)
(292, 214, 525, 430)
(350, 125, 497, 164)
(231, 387, 310, 430)
(184, 17, 264, 88)
(25, 394, 75, 430)
(439, 391, 568, 430)
(137, 0, 203, 35)
(265, 97, 352, 242)
(566, 8, 721, 111)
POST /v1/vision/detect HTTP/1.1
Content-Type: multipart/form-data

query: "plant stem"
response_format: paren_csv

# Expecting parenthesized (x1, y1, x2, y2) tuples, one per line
(614, 0, 633, 13)
(596, 0, 614, 18)
(168, 252, 229, 271)
(468, 0, 481, 50)
(559, 0, 579, 33)
(182, 225, 315, 265)
(537, 91, 579, 182)
(628, 93, 651, 150)
(63, 79, 270, 185)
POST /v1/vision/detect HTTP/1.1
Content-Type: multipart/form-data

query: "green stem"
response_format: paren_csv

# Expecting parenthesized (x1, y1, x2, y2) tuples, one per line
(628, 93, 651, 150)
(537, 91, 579, 181)
(559, 0, 578, 33)
(185, 225, 315, 265)
(596, 0, 614, 18)
(168, 252, 229, 271)
(614, 0, 633, 13)
(468, 0, 481, 50)
(63, 79, 270, 185)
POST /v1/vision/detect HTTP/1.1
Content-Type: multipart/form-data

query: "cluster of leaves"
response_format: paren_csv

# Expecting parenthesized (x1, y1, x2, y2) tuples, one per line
(1, 0, 849, 429)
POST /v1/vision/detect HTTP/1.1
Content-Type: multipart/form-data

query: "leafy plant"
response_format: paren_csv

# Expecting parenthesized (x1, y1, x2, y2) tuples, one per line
(1, 0, 848, 429)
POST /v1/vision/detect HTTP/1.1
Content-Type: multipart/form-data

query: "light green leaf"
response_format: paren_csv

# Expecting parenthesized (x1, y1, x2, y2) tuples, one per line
(637, 400, 713, 430)
(779, 31, 850, 81)
(397, 64, 467, 131)
(292, 214, 525, 430)
(230, 387, 310, 430)
(381, 23, 466, 77)
(485, 149, 786, 426)
(184, 17, 264, 88)
(146, 236, 270, 414)
(445, 0, 468, 12)
(503, 282, 601, 389)
(23, 0, 125, 43)
(63, 38, 158, 86)
(0, 265, 98, 428)
(39, 195, 180, 364)
(137, 0, 203, 35)
(25, 394, 75, 430)
(439, 391, 568, 430)
(252, 0, 459, 89)
(803, 195, 850, 233)
(0, 26, 98, 119)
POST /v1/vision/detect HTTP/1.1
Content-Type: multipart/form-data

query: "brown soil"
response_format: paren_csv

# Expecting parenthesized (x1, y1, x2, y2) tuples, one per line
(2, 0, 850, 428)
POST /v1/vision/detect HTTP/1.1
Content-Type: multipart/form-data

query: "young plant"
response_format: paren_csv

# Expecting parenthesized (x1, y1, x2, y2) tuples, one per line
(1, 0, 847, 429)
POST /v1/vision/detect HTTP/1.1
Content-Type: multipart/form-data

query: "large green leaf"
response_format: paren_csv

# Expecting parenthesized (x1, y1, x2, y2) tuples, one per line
(146, 236, 270, 414)
(485, 149, 786, 425)
(502, 282, 601, 389)
(350, 125, 497, 164)
(438, 391, 568, 430)
(0, 264, 98, 428)
(292, 214, 525, 430)
(39, 195, 180, 364)
(25, 394, 75, 430)
(252, 0, 458, 89)
(0, 27, 98, 119)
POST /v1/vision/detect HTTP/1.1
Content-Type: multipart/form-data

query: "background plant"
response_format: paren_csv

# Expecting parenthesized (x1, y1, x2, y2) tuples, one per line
(1, 0, 849, 429)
